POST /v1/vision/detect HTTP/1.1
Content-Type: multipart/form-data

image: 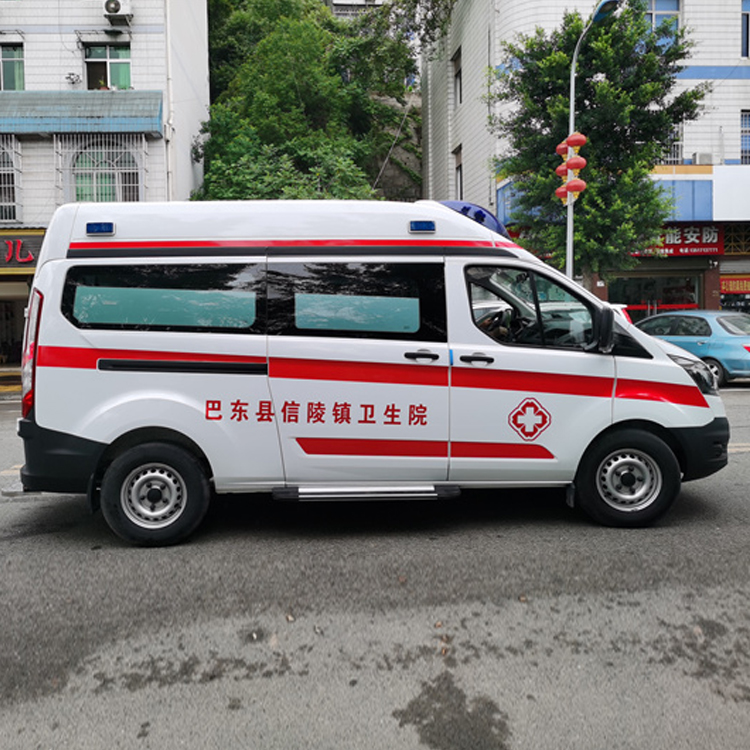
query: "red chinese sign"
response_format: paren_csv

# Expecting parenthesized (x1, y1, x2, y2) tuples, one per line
(635, 223, 724, 257)
(0, 234, 42, 270)
(206, 399, 429, 426)
(721, 276, 750, 295)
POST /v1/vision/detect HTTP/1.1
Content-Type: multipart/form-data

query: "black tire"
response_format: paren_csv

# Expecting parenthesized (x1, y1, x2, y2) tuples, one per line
(575, 429, 681, 527)
(100, 442, 211, 546)
(703, 358, 726, 388)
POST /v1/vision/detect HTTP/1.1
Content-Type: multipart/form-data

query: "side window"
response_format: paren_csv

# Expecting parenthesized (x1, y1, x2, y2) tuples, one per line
(639, 316, 674, 336)
(62, 264, 265, 333)
(466, 266, 595, 350)
(673, 316, 711, 336)
(268, 261, 446, 342)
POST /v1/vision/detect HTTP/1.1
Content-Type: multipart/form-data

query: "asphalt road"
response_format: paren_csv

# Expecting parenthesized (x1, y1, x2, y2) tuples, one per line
(1, 389, 749, 749)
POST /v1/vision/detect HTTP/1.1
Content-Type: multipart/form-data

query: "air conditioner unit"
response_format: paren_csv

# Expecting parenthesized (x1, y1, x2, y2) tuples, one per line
(103, 0, 133, 26)
(692, 152, 713, 165)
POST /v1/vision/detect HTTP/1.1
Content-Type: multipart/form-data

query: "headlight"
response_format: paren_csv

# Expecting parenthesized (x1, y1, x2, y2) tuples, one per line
(668, 353, 718, 396)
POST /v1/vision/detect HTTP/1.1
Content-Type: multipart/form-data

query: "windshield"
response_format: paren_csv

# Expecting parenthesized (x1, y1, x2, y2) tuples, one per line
(718, 314, 750, 335)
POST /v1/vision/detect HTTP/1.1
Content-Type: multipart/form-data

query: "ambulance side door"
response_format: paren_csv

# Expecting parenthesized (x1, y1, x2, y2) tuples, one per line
(446, 259, 615, 483)
(267, 256, 450, 484)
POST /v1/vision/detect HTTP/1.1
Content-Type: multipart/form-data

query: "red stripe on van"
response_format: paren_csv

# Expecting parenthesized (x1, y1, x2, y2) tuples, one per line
(68, 238, 497, 250)
(296, 438, 554, 460)
(37, 346, 265, 369)
(452, 368, 614, 398)
(270, 357, 449, 387)
(615, 379, 708, 408)
(296, 438, 448, 458)
(451, 442, 554, 459)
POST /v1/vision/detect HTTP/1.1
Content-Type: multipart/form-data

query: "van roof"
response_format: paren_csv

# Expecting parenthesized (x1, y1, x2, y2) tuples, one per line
(39, 199, 535, 264)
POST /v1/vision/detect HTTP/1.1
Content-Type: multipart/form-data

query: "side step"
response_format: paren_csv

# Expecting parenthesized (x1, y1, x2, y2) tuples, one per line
(272, 485, 461, 502)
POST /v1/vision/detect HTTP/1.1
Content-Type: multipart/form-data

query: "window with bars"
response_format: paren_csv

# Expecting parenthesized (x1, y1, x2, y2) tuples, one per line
(56, 135, 146, 204)
(85, 44, 130, 90)
(742, 111, 750, 165)
(0, 135, 21, 222)
(1, 45, 24, 91)
(661, 124, 683, 165)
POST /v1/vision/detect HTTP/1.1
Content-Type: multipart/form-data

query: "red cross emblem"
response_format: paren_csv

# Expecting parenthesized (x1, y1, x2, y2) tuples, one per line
(509, 398, 551, 441)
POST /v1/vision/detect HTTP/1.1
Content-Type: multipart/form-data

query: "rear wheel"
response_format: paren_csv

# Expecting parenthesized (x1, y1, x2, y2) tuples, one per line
(703, 358, 726, 388)
(101, 442, 211, 546)
(575, 429, 681, 527)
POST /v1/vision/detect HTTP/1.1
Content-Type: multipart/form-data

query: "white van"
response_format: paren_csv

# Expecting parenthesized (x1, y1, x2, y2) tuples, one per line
(18, 200, 729, 545)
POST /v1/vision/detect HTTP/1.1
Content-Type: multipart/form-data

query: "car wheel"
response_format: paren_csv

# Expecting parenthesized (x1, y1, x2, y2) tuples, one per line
(101, 442, 211, 546)
(575, 429, 681, 527)
(703, 358, 726, 388)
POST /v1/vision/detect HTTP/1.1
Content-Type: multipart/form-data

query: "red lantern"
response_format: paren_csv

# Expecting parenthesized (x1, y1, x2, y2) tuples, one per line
(566, 155, 587, 172)
(566, 132, 587, 153)
(556, 141, 569, 157)
(566, 178, 587, 195)
(555, 185, 569, 203)
(555, 163, 568, 179)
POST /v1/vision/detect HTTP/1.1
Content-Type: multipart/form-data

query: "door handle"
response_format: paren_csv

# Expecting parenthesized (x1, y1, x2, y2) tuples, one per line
(404, 351, 440, 361)
(460, 354, 495, 364)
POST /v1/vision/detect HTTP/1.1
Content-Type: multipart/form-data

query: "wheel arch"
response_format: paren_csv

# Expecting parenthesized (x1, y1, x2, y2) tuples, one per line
(580, 419, 685, 477)
(89, 427, 214, 513)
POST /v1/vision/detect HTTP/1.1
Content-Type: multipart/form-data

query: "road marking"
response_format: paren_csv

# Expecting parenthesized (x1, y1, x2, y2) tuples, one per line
(1, 464, 21, 476)
(729, 444, 750, 454)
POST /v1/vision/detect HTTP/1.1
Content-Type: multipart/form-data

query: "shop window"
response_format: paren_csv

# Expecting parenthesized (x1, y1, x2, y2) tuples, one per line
(85, 44, 130, 90)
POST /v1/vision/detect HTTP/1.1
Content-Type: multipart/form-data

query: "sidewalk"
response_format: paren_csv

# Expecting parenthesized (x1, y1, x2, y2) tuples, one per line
(0, 366, 21, 396)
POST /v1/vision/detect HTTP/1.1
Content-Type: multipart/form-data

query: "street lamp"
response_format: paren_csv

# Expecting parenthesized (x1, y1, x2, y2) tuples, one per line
(565, 0, 621, 279)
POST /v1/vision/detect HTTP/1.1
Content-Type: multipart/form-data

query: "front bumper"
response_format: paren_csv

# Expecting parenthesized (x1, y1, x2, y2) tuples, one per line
(672, 416, 729, 481)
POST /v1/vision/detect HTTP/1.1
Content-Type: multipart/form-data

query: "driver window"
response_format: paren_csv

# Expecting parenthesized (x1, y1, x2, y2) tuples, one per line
(466, 266, 595, 350)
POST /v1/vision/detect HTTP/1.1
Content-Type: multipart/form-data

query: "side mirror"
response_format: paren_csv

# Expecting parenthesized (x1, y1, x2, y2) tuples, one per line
(596, 305, 615, 354)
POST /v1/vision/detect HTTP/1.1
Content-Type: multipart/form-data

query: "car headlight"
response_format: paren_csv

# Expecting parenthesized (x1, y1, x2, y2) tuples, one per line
(668, 353, 718, 396)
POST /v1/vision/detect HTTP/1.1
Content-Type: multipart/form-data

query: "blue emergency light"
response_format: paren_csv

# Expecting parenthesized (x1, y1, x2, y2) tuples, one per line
(409, 220, 436, 233)
(86, 222, 115, 236)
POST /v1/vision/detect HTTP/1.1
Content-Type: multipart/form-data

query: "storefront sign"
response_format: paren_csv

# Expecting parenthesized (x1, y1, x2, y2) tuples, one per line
(721, 276, 750, 294)
(0, 233, 43, 271)
(635, 223, 724, 257)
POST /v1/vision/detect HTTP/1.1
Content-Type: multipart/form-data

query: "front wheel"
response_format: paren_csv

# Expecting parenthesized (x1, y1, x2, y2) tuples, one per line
(575, 429, 681, 527)
(101, 442, 211, 546)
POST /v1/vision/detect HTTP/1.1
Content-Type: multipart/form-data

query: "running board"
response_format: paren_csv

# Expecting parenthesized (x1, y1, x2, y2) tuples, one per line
(272, 485, 461, 502)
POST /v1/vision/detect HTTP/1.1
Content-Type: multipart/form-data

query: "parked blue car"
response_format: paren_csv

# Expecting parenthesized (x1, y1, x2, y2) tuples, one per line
(636, 310, 750, 387)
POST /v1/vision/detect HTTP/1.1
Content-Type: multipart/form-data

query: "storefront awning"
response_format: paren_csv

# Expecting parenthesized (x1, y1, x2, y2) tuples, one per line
(0, 91, 163, 137)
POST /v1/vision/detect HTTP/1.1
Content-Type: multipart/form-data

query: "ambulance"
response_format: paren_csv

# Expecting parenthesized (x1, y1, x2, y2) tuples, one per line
(18, 200, 729, 545)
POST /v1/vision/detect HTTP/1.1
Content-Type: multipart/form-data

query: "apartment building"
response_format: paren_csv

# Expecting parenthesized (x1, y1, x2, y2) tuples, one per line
(0, 0, 209, 365)
(422, 0, 750, 319)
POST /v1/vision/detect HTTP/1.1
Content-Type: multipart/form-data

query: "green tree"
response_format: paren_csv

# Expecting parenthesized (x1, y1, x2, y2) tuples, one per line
(488, 0, 708, 285)
(196, 0, 420, 201)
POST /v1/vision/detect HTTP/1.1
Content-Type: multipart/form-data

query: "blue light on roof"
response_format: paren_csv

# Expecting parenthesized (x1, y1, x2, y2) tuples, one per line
(410, 220, 436, 233)
(86, 222, 115, 235)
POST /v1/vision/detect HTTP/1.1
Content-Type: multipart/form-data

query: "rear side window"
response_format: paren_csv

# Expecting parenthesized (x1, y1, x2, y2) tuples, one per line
(62, 264, 265, 333)
(268, 261, 446, 342)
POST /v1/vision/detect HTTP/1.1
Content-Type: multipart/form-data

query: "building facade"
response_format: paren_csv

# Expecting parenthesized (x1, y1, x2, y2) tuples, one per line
(422, 0, 750, 320)
(0, 0, 209, 364)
